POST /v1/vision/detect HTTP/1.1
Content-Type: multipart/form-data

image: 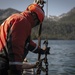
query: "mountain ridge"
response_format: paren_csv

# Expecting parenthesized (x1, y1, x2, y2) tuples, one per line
(0, 7, 75, 21)
(0, 8, 21, 20)
(49, 7, 75, 21)
(0, 7, 75, 40)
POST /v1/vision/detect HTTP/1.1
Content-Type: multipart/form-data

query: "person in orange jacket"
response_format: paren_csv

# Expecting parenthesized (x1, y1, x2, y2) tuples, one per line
(0, 3, 49, 75)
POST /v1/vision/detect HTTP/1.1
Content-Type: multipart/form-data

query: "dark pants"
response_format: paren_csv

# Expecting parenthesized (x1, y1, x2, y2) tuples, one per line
(0, 57, 22, 75)
(0, 56, 9, 75)
(0, 70, 22, 75)
(0, 69, 8, 75)
(8, 70, 22, 75)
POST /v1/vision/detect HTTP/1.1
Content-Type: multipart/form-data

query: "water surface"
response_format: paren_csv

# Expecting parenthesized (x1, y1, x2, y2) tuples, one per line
(27, 40, 75, 75)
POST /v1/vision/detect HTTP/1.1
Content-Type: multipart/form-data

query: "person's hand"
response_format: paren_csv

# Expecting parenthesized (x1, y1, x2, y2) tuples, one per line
(42, 47, 50, 54)
(33, 61, 39, 68)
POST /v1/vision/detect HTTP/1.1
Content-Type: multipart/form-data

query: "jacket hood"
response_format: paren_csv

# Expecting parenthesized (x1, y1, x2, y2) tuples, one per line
(21, 10, 35, 27)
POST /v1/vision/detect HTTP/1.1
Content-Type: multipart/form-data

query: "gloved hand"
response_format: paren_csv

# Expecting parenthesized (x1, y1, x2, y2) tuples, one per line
(33, 61, 39, 68)
(42, 47, 50, 54)
(45, 47, 50, 54)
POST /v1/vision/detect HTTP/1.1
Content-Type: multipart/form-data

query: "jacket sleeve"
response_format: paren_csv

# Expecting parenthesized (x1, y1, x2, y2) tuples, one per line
(26, 40, 45, 54)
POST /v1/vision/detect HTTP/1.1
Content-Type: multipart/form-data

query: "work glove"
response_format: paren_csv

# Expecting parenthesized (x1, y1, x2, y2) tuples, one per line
(42, 47, 50, 54)
(32, 61, 39, 68)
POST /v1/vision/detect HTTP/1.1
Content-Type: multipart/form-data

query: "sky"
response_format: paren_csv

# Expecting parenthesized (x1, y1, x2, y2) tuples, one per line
(0, 0, 75, 16)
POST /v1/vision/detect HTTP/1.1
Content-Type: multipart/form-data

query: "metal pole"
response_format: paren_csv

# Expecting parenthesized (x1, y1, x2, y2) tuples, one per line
(36, 23, 42, 75)
(46, 0, 48, 18)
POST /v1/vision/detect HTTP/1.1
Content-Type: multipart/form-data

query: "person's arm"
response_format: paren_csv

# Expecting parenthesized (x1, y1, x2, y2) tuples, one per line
(9, 61, 37, 69)
(22, 62, 36, 69)
(26, 40, 45, 54)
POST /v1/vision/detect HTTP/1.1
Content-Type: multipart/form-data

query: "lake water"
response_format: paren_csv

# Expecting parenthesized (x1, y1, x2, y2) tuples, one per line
(26, 40, 75, 75)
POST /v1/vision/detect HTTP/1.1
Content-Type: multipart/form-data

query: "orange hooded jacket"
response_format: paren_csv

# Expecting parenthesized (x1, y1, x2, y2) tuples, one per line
(0, 10, 45, 71)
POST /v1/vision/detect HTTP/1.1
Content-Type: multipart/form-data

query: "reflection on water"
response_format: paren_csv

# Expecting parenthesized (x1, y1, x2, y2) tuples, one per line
(27, 40, 75, 75)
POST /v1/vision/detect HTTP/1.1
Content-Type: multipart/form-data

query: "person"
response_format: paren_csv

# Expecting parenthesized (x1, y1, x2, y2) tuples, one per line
(0, 3, 49, 75)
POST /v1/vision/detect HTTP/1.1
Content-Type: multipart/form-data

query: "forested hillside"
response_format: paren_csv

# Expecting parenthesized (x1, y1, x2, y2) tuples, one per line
(31, 7, 75, 40)
(0, 7, 75, 40)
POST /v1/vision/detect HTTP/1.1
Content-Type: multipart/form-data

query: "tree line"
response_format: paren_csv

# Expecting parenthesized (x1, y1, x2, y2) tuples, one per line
(31, 19, 75, 40)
